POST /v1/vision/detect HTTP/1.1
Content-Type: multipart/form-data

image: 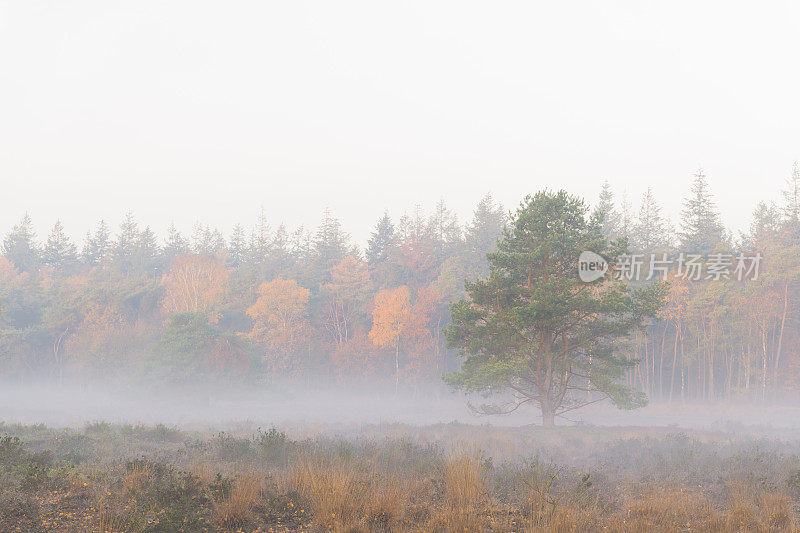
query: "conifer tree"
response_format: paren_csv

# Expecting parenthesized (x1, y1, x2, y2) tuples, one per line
(163, 223, 189, 265)
(679, 169, 726, 254)
(748, 201, 781, 247)
(632, 187, 669, 252)
(313, 208, 350, 278)
(465, 193, 506, 264)
(248, 205, 273, 266)
(782, 161, 800, 238)
(592, 180, 620, 239)
(227, 224, 247, 267)
(428, 198, 462, 257)
(42, 220, 77, 271)
(82, 220, 111, 266)
(366, 211, 396, 265)
(2, 213, 39, 273)
(446, 190, 665, 427)
(113, 212, 140, 266)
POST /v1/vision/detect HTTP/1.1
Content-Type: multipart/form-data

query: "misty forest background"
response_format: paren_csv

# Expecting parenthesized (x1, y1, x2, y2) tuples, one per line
(3, 167, 800, 405)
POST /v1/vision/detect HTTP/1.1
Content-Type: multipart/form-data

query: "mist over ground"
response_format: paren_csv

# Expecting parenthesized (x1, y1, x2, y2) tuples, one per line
(3, 380, 800, 433)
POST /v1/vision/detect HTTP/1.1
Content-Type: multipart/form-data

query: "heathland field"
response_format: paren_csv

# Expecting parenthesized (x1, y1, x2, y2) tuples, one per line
(2, 420, 800, 532)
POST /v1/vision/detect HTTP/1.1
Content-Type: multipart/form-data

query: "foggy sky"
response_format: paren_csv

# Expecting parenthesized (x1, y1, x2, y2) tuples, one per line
(2, 1, 799, 246)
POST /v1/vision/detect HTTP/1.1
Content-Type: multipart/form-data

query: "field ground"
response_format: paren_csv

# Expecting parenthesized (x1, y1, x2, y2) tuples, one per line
(2, 417, 800, 532)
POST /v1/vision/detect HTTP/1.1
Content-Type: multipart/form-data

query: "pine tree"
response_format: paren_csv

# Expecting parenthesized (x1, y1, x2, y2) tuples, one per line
(679, 169, 726, 254)
(313, 208, 349, 279)
(428, 198, 462, 257)
(464, 193, 506, 275)
(82, 220, 111, 266)
(227, 224, 247, 267)
(163, 223, 189, 264)
(290, 226, 313, 266)
(2, 213, 39, 273)
(592, 180, 620, 239)
(137, 226, 160, 275)
(366, 211, 396, 265)
(42, 220, 77, 271)
(446, 190, 664, 427)
(782, 161, 800, 238)
(113, 212, 140, 265)
(405, 205, 430, 241)
(632, 187, 669, 252)
(191, 223, 225, 254)
(269, 223, 293, 274)
(748, 201, 780, 248)
(248, 205, 272, 265)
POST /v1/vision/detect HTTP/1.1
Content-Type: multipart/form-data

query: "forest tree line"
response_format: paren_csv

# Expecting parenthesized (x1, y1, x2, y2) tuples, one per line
(2, 166, 800, 403)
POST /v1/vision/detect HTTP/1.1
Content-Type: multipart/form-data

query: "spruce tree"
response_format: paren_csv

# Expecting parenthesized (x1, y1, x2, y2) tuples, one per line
(464, 193, 506, 275)
(748, 201, 780, 247)
(113, 212, 140, 266)
(248, 205, 273, 266)
(136, 226, 160, 275)
(782, 161, 800, 238)
(82, 220, 111, 266)
(227, 224, 247, 267)
(592, 180, 620, 239)
(632, 187, 669, 252)
(42, 220, 77, 271)
(163, 223, 189, 264)
(428, 198, 462, 257)
(313, 208, 349, 279)
(366, 211, 396, 265)
(679, 169, 726, 254)
(191, 223, 225, 254)
(2, 213, 39, 273)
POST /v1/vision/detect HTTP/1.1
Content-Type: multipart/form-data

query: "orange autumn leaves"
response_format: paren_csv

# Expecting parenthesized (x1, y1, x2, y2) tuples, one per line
(369, 286, 411, 351)
(247, 278, 311, 371)
(369, 284, 442, 386)
(158, 252, 443, 384)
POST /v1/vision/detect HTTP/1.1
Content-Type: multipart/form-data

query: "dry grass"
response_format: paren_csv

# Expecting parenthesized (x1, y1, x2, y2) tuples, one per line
(4, 423, 800, 532)
(432, 452, 486, 532)
(725, 483, 797, 532)
(290, 453, 364, 530)
(212, 469, 264, 529)
(289, 452, 420, 531)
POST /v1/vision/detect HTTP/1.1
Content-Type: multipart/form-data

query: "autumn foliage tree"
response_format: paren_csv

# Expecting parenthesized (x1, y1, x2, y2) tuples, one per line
(369, 286, 412, 392)
(247, 278, 311, 373)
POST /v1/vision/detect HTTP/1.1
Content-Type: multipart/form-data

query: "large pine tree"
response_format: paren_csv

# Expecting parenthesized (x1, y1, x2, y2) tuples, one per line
(446, 190, 665, 427)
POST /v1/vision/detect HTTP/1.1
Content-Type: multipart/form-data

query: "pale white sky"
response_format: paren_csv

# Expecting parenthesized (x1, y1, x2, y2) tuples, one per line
(1, 1, 799, 247)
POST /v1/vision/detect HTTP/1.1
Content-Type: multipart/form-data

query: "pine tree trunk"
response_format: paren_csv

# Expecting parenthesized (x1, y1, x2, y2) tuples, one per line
(541, 407, 555, 428)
